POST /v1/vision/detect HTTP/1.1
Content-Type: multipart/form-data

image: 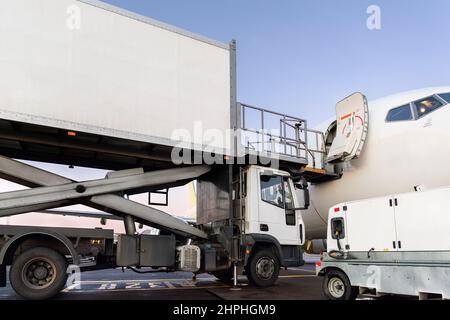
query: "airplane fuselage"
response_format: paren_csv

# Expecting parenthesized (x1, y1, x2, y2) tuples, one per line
(303, 87, 450, 239)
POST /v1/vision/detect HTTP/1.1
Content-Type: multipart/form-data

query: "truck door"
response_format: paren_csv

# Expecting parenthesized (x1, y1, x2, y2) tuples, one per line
(326, 92, 369, 163)
(258, 174, 300, 246)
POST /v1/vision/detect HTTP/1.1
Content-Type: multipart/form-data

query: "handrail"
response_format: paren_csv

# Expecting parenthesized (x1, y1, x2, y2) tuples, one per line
(239, 103, 327, 168)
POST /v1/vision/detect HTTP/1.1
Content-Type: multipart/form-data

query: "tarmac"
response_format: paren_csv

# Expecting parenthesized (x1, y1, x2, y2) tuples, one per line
(0, 264, 324, 300)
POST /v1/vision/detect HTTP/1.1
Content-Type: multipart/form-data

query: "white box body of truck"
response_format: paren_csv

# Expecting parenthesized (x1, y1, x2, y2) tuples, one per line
(0, 0, 232, 154)
(317, 186, 450, 300)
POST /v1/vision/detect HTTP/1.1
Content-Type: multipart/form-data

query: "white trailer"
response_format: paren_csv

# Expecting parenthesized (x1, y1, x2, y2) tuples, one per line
(316, 186, 450, 300)
(0, 0, 232, 156)
(0, 0, 318, 300)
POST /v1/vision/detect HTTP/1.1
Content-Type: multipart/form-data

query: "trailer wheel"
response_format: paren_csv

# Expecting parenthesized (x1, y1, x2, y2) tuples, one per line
(10, 247, 68, 300)
(246, 248, 280, 287)
(323, 269, 359, 300)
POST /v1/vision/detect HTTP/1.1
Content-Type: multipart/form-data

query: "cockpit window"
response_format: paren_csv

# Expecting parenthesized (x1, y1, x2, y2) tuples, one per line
(414, 96, 444, 119)
(438, 93, 450, 103)
(386, 104, 413, 122)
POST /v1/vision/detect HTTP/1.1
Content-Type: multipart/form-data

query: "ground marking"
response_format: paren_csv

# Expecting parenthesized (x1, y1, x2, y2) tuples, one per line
(279, 275, 317, 279)
(73, 277, 216, 285)
(63, 284, 229, 294)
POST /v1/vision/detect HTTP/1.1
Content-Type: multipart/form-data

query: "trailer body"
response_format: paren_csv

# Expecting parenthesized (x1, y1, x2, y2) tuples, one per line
(0, 0, 232, 156)
(317, 186, 450, 300)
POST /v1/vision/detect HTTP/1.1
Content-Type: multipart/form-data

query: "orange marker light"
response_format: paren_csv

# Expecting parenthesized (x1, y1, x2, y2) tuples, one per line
(67, 131, 77, 137)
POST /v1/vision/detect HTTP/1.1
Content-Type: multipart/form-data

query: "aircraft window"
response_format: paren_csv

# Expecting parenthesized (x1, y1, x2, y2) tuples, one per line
(386, 105, 413, 122)
(438, 93, 450, 103)
(414, 96, 444, 119)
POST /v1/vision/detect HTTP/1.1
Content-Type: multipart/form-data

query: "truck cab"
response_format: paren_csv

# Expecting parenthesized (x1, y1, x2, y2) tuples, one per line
(242, 166, 307, 286)
(197, 165, 308, 287)
(244, 166, 305, 247)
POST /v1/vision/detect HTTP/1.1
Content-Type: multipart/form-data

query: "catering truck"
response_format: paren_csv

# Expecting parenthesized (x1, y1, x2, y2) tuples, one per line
(317, 186, 450, 300)
(0, 0, 323, 299)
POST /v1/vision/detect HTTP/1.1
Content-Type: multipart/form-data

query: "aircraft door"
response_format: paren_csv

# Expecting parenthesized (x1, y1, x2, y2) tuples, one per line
(326, 92, 369, 163)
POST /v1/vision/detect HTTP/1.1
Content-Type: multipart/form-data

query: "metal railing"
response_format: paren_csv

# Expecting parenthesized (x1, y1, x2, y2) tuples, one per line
(238, 103, 326, 168)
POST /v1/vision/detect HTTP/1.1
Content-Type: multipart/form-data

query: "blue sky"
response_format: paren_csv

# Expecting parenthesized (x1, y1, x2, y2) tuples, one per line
(101, 0, 450, 126)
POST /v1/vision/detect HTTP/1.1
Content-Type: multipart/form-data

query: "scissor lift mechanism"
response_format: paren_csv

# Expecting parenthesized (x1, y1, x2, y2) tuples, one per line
(0, 155, 209, 239)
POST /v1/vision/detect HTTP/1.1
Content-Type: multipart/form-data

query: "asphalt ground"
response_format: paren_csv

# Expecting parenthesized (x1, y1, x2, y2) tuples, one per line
(0, 263, 323, 300)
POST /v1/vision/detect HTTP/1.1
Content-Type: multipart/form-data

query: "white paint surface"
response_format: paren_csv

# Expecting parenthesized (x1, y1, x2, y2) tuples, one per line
(0, 0, 231, 153)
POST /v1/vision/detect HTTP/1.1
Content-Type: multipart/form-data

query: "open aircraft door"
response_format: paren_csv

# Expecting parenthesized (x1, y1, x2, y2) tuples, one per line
(326, 92, 369, 163)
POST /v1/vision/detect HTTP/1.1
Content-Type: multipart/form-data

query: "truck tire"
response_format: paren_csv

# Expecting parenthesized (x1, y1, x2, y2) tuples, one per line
(323, 269, 359, 300)
(10, 247, 68, 300)
(212, 268, 234, 284)
(246, 248, 280, 287)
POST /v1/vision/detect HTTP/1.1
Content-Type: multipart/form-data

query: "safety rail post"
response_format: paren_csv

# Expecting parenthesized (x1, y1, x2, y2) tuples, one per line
(239, 102, 328, 165)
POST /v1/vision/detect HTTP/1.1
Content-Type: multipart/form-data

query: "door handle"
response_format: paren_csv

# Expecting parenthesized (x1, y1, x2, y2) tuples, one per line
(398, 241, 402, 249)
(260, 224, 269, 232)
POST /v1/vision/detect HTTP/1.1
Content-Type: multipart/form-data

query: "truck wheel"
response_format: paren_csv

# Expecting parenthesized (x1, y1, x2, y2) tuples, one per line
(212, 268, 234, 284)
(246, 248, 280, 287)
(323, 269, 359, 300)
(10, 247, 68, 300)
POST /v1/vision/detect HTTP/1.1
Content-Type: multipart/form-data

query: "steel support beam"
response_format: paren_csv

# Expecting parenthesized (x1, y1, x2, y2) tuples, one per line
(92, 194, 207, 239)
(0, 165, 210, 215)
(0, 156, 209, 239)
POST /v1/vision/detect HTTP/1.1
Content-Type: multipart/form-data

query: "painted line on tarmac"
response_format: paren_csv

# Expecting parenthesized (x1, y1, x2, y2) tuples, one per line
(164, 281, 176, 289)
(62, 278, 226, 293)
(279, 275, 317, 279)
(62, 275, 316, 294)
(288, 268, 316, 273)
(69, 277, 217, 285)
(63, 284, 229, 294)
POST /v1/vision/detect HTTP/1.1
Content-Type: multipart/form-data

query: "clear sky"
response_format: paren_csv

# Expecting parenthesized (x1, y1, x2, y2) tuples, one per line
(100, 0, 450, 126)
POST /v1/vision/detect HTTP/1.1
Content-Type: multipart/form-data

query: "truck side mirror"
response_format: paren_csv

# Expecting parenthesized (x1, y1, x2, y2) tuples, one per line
(294, 182, 310, 210)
